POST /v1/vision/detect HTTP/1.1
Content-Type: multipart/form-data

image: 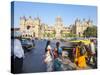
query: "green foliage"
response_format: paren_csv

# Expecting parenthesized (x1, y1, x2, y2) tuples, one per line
(83, 26, 97, 37)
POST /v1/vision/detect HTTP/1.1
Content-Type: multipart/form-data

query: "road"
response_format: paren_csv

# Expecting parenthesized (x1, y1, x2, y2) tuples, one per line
(23, 40, 47, 73)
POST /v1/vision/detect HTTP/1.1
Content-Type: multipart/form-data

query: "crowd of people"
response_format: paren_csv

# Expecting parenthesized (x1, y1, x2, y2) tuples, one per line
(44, 39, 97, 72)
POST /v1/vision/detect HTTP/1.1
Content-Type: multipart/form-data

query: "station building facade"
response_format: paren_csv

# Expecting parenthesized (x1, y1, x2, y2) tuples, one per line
(19, 16, 93, 39)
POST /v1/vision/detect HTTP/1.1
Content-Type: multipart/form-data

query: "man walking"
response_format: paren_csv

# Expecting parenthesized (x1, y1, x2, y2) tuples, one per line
(11, 31, 24, 74)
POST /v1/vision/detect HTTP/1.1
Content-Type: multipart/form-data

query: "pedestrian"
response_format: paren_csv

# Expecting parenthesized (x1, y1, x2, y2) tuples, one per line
(84, 45, 90, 64)
(72, 44, 77, 62)
(73, 41, 87, 69)
(11, 31, 25, 74)
(53, 50, 62, 71)
(77, 48, 87, 69)
(53, 48, 58, 59)
(89, 39, 96, 66)
(56, 42, 62, 57)
(44, 40, 53, 72)
(74, 42, 86, 65)
(74, 43, 81, 64)
(90, 39, 96, 55)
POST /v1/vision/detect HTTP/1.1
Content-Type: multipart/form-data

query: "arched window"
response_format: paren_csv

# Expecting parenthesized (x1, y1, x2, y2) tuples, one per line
(27, 26, 30, 30)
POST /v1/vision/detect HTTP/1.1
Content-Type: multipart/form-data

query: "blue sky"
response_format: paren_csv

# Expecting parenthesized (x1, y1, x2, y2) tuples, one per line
(12, 1, 97, 28)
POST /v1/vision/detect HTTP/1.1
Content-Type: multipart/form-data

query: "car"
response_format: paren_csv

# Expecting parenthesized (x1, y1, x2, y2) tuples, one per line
(21, 38, 35, 51)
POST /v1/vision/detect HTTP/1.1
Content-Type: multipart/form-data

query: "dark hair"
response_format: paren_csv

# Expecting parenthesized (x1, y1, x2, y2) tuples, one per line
(56, 42, 60, 48)
(56, 42, 60, 54)
(78, 41, 82, 46)
(45, 40, 50, 52)
(90, 39, 94, 42)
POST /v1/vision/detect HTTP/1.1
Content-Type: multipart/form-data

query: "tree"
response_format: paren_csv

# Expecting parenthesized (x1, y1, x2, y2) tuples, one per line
(52, 30, 56, 37)
(83, 26, 97, 37)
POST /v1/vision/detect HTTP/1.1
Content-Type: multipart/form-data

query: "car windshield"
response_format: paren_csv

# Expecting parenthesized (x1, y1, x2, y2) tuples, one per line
(21, 39, 26, 42)
(21, 39, 31, 43)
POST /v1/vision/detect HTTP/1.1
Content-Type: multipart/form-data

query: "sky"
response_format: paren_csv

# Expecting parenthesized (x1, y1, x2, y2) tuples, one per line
(12, 1, 97, 28)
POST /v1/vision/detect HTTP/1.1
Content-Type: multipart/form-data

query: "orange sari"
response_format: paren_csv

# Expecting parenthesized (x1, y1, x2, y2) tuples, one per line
(77, 55, 87, 68)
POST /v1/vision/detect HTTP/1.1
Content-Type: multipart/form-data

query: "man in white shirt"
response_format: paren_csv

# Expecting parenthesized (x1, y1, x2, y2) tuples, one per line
(14, 39, 24, 59)
(90, 40, 95, 55)
(89, 39, 96, 66)
(11, 31, 24, 74)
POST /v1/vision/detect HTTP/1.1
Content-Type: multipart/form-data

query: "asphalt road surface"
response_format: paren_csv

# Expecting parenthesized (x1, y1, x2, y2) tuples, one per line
(23, 40, 47, 73)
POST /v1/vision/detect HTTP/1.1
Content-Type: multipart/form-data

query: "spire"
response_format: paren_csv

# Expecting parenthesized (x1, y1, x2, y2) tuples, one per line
(75, 18, 80, 22)
(20, 16, 22, 19)
(34, 16, 40, 21)
(23, 16, 26, 19)
(20, 16, 26, 20)
(29, 16, 32, 19)
(88, 18, 91, 22)
(75, 18, 80, 23)
(87, 18, 93, 25)
(56, 16, 63, 23)
(36, 17, 40, 20)
(83, 18, 86, 21)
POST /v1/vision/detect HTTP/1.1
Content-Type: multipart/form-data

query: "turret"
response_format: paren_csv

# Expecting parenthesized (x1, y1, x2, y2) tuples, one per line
(82, 18, 87, 26)
(34, 17, 41, 25)
(87, 19, 93, 26)
(20, 16, 26, 25)
(75, 18, 81, 26)
(55, 16, 63, 26)
(20, 16, 26, 32)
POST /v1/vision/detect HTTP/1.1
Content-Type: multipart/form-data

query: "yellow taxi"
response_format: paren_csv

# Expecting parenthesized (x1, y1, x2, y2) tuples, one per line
(70, 39, 91, 45)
